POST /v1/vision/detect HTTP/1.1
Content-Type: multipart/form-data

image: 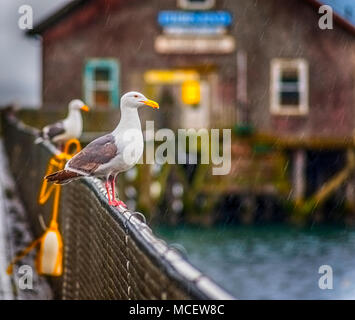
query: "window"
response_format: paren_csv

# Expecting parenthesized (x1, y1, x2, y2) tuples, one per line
(178, 0, 215, 10)
(270, 59, 308, 115)
(84, 59, 119, 108)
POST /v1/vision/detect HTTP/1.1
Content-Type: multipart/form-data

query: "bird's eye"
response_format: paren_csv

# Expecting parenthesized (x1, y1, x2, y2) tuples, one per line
(134, 95, 138, 98)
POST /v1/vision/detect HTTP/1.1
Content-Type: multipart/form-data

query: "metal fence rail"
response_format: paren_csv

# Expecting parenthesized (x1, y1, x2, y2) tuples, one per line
(1, 111, 233, 300)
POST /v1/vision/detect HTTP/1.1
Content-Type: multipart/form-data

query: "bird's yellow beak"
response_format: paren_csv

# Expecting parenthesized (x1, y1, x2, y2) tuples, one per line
(142, 99, 159, 109)
(80, 105, 90, 112)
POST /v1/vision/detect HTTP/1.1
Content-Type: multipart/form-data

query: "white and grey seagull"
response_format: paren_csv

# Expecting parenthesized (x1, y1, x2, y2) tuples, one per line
(45, 91, 159, 208)
(35, 99, 89, 147)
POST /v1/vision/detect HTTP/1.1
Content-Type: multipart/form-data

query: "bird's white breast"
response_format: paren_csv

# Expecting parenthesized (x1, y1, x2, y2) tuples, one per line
(63, 110, 83, 140)
(108, 107, 144, 174)
(114, 128, 144, 172)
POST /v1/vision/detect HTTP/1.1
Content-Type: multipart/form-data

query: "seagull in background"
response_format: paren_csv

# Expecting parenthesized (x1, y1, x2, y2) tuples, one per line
(45, 91, 159, 208)
(35, 99, 89, 147)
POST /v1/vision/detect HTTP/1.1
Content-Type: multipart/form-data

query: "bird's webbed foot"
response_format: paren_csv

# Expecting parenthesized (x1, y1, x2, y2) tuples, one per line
(109, 200, 127, 208)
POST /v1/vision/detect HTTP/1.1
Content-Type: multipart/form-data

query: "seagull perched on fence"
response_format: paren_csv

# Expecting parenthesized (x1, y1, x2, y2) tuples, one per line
(45, 91, 159, 208)
(35, 99, 89, 146)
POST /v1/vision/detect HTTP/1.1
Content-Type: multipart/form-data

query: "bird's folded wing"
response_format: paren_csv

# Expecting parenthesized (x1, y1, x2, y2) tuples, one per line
(67, 134, 118, 175)
(44, 121, 65, 139)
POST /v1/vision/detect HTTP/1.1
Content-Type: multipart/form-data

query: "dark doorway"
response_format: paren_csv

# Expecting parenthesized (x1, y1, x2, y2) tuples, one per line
(306, 150, 345, 196)
(306, 150, 346, 219)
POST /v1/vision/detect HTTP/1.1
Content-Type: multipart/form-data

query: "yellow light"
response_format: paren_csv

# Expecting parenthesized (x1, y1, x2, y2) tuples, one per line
(182, 80, 201, 105)
(144, 70, 199, 84)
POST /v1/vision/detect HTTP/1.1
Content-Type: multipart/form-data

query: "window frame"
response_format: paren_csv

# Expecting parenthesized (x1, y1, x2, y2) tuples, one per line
(84, 58, 120, 108)
(270, 58, 309, 116)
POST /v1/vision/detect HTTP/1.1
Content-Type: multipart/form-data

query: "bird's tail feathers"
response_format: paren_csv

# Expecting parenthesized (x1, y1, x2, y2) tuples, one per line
(45, 170, 82, 184)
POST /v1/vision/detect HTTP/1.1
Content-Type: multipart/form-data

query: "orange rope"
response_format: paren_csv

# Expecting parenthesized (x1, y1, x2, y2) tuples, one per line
(6, 237, 42, 275)
(7, 139, 81, 275)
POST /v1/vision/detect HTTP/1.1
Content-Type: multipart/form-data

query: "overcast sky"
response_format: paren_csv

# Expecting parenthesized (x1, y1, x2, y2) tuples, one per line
(0, 0, 71, 108)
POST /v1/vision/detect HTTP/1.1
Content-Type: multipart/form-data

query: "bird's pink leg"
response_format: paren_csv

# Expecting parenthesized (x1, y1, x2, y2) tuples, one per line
(109, 176, 127, 208)
(105, 181, 112, 203)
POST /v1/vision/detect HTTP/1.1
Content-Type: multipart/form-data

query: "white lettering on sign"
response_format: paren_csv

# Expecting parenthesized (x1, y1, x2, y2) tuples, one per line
(155, 35, 236, 54)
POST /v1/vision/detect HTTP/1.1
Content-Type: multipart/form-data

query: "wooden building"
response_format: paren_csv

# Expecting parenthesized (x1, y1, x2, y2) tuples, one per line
(27, 0, 355, 222)
(27, 0, 353, 127)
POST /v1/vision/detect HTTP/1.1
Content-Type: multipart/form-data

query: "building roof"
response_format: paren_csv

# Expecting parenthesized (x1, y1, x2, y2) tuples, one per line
(28, 0, 355, 37)
(27, 0, 91, 36)
(306, 0, 355, 35)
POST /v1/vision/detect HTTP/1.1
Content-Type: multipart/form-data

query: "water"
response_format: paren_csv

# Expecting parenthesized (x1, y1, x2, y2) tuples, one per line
(156, 224, 355, 299)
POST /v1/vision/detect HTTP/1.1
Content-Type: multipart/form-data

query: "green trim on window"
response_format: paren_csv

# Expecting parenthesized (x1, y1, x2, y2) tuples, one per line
(84, 59, 120, 108)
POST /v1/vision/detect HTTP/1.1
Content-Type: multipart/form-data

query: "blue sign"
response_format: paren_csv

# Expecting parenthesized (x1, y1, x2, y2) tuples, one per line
(158, 11, 233, 27)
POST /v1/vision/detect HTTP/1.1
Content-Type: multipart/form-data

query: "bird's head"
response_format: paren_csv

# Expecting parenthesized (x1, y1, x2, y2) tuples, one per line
(69, 99, 90, 112)
(121, 91, 159, 110)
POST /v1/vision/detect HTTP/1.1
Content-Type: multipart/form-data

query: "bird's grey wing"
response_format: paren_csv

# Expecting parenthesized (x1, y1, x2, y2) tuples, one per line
(67, 134, 118, 175)
(43, 121, 65, 140)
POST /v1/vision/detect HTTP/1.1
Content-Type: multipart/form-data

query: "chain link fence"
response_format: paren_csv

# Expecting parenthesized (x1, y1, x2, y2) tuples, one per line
(1, 111, 233, 300)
